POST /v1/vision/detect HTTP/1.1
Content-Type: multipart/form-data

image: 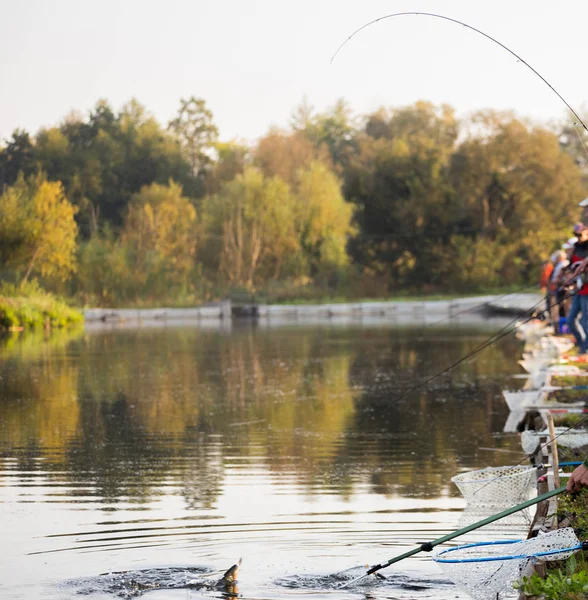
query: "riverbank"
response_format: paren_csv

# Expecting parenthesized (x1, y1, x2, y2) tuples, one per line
(0, 293, 83, 331)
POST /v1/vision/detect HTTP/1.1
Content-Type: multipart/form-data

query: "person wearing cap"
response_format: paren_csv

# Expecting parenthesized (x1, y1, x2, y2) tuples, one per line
(566, 223, 588, 353)
(564, 235, 579, 260)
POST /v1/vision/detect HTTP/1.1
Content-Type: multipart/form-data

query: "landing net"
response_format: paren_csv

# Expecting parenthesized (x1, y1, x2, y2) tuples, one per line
(433, 528, 581, 600)
(451, 465, 536, 506)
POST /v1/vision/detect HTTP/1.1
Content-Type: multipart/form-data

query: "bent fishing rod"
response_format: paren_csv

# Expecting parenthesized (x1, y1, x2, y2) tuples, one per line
(331, 11, 588, 134)
(327, 14, 588, 587)
(329, 10, 588, 405)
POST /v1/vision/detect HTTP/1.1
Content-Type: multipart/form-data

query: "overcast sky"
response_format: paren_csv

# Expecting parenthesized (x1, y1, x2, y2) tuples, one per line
(1, 0, 587, 143)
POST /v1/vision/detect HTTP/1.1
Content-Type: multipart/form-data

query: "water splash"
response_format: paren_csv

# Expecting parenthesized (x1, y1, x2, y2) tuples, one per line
(62, 566, 228, 598)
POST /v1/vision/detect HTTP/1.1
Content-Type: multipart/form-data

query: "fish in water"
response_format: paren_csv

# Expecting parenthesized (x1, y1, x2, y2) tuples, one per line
(64, 560, 243, 598)
(216, 558, 242, 592)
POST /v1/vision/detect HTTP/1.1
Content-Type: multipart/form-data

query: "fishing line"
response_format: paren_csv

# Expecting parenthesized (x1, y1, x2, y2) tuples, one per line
(463, 306, 588, 496)
(388, 285, 576, 405)
(330, 11, 588, 133)
(388, 295, 548, 403)
(329, 11, 588, 404)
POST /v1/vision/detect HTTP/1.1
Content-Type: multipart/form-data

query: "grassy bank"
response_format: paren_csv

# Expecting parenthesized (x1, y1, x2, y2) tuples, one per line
(0, 285, 83, 331)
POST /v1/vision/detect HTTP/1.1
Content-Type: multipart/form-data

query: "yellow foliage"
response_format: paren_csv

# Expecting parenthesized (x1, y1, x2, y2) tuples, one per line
(204, 167, 299, 289)
(0, 175, 78, 284)
(123, 181, 197, 279)
(295, 161, 355, 270)
(29, 180, 79, 279)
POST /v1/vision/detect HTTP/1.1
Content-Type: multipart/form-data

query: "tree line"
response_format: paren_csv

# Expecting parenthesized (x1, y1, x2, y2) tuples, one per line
(0, 96, 586, 305)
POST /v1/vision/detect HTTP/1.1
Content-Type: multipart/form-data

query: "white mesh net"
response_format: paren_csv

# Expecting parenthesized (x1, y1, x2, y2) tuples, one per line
(521, 428, 588, 454)
(451, 466, 536, 506)
(433, 528, 581, 600)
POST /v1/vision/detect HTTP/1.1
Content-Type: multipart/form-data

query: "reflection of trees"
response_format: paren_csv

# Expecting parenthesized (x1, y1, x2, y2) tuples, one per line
(344, 328, 521, 498)
(0, 329, 82, 461)
(179, 427, 224, 510)
(0, 324, 522, 507)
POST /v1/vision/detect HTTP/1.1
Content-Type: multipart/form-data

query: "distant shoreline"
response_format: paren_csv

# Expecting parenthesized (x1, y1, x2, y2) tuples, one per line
(84, 293, 543, 326)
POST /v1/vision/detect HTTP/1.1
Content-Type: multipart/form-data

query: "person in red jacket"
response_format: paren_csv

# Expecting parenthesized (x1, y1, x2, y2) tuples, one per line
(540, 256, 555, 326)
(540, 260, 554, 293)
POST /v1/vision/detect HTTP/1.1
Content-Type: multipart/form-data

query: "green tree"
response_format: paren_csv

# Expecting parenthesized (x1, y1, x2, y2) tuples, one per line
(254, 129, 328, 185)
(292, 98, 358, 169)
(207, 141, 249, 195)
(0, 129, 37, 189)
(74, 229, 134, 306)
(202, 168, 298, 289)
(36, 99, 196, 233)
(168, 97, 218, 176)
(344, 102, 459, 289)
(448, 112, 586, 286)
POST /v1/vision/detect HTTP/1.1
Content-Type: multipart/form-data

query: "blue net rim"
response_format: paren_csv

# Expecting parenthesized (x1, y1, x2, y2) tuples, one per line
(434, 539, 582, 563)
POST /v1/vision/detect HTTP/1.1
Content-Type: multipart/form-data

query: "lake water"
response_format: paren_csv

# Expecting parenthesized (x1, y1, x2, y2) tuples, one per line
(0, 317, 528, 599)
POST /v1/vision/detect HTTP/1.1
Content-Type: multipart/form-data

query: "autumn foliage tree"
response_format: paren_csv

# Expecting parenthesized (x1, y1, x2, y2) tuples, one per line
(202, 168, 298, 289)
(295, 162, 355, 279)
(0, 175, 78, 285)
(123, 180, 197, 284)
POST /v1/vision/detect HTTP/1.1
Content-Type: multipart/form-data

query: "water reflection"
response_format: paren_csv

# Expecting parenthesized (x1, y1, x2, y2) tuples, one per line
(0, 322, 522, 509)
(0, 321, 530, 600)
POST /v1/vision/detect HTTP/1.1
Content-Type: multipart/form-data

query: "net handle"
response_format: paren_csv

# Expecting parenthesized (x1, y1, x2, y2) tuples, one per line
(367, 485, 567, 575)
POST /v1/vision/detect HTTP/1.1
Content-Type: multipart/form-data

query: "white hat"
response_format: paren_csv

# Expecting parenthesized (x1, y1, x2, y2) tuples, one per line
(579, 196, 588, 207)
(551, 251, 563, 262)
